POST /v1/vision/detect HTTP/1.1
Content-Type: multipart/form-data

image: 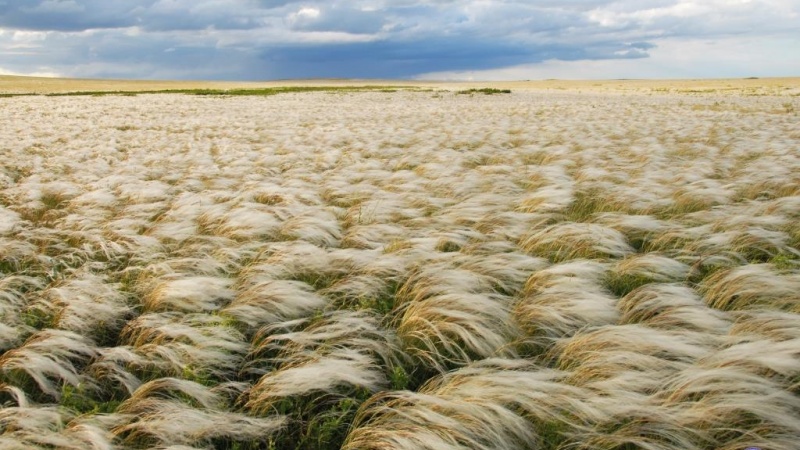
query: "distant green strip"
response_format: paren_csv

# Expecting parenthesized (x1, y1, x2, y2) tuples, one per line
(456, 88, 512, 95)
(40, 86, 411, 97)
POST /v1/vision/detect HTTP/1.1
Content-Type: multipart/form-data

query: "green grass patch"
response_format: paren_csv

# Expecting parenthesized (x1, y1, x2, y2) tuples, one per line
(263, 388, 372, 450)
(21, 306, 55, 330)
(605, 273, 655, 297)
(563, 189, 620, 222)
(42, 86, 411, 97)
(456, 88, 512, 95)
(770, 253, 800, 271)
(61, 384, 122, 415)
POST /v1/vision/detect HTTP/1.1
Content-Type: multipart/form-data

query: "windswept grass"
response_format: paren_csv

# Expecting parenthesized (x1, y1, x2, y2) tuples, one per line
(1, 83, 798, 449)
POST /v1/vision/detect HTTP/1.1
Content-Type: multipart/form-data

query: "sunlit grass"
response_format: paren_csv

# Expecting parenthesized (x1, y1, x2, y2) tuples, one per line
(0, 84, 798, 449)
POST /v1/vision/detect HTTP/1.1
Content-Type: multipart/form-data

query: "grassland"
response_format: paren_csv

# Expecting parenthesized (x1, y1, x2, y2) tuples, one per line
(0, 76, 799, 449)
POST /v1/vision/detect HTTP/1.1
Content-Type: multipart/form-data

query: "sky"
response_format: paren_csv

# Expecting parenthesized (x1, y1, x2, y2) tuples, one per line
(0, 0, 798, 80)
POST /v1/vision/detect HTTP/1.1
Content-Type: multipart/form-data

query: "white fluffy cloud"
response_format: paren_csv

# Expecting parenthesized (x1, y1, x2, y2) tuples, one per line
(0, 0, 797, 79)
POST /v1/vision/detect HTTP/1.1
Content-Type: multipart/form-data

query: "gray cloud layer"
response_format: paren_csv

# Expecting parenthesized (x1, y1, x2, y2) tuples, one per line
(0, 0, 798, 79)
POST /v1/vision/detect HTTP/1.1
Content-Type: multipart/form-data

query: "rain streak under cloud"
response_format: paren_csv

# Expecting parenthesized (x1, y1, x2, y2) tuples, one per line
(0, 0, 798, 80)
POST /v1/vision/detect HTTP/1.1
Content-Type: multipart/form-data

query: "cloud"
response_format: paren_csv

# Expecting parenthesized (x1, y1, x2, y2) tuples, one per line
(0, 0, 797, 79)
(286, 6, 386, 34)
(0, 65, 59, 77)
(416, 35, 800, 80)
(0, 0, 148, 31)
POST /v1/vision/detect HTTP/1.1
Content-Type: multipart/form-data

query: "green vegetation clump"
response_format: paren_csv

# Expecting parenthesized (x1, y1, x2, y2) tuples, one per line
(41, 86, 410, 97)
(0, 86, 415, 98)
(456, 88, 512, 95)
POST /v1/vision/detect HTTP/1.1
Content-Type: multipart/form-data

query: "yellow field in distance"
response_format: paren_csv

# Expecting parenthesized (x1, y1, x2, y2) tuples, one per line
(2, 74, 799, 96)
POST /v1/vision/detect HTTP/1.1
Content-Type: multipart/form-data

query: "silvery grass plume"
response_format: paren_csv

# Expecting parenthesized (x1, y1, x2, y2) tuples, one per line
(515, 164, 574, 213)
(120, 312, 248, 380)
(514, 260, 618, 349)
(141, 276, 234, 313)
(244, 311, 401, 413)
(0, 329, 97, 399)
(203, 201, 282, 241)
(683, 224, 793, 266)
(729, 310, 800, 341)
(0, 385, 112, 450)
(700, 263, 800, 312)
(607, 253, 692, 296)
(593, 213, 671, 248)
(112, 377, 285, 447)
(0, 206, 21, 236)
(394, 261, 519, 371)
(0, 275, 43, 350)
(85, 346, 146, 397)
(660, 366, 800, 450)
(617, 283, 731, 333)
(341, 193, 423, 230)
(550, 324, 718, 391)
(237, 240, 347, 287)
(245, 347, 386, 413)
(341, 223, 408, 250)
(279, 209, 342, 248)
(26, 271, 131, 342)
(703, 337, 800, 384)
(520, 222, 635, 262)
(136, 256, 232, 280)
(344, 359, 600, 450)
(0, 322, 21, 355)
(222, 279, 328, 330)
(321, 272, 398, 313)
(454, 251, 548, 296)
(0, 238, 41, 276)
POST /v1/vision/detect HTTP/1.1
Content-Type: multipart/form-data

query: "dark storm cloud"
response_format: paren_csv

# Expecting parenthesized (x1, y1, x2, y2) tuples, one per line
(253, 0, 300, 8)
(0, 0, 268, 32)
(257, 38, 651, 79)
(0, 0, 146, 31)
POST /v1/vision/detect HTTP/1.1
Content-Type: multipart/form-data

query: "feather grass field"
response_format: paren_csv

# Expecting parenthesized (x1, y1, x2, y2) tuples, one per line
(1, 80, 799, 449)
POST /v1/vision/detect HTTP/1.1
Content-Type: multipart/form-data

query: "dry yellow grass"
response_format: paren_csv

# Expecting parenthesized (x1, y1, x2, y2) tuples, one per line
(0, 77, 798, 449)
